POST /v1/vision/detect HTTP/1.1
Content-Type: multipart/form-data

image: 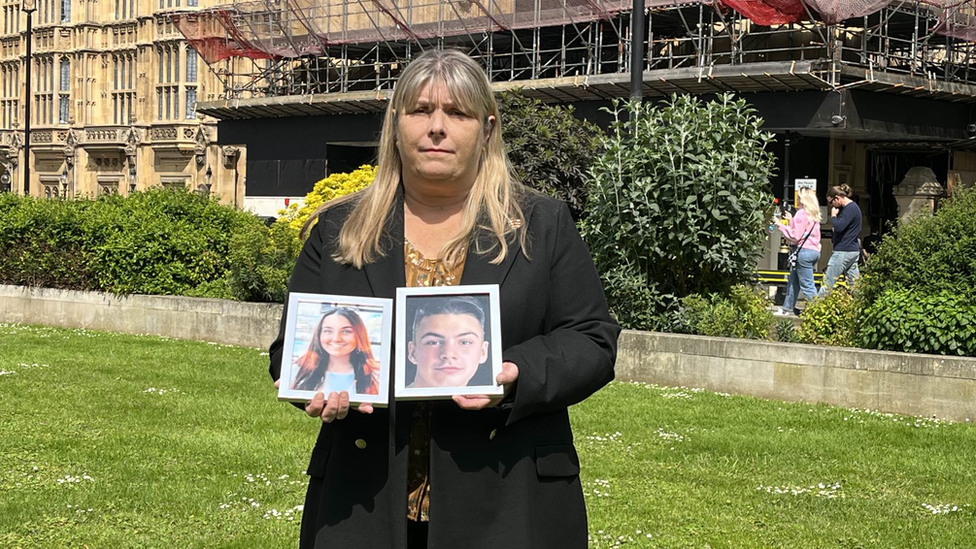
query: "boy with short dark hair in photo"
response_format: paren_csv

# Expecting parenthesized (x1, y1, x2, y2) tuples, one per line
(407, 296, 490, 388)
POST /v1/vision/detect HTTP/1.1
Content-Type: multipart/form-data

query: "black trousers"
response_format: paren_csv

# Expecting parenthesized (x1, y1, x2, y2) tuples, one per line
(407, 521, 428, 549)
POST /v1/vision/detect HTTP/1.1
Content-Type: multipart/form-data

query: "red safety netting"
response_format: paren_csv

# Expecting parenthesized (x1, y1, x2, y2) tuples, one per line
(171, 11, 279, 63)
(719, 0, 806, 24)
(926, 0, 976, 41)
(172, 0, 634, 61)
(173, 0, 976, 64)
(803, 0, 891, 23)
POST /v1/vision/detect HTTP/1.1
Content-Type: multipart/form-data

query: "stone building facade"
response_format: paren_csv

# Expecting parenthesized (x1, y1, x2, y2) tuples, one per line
(0, 0, 245, 205)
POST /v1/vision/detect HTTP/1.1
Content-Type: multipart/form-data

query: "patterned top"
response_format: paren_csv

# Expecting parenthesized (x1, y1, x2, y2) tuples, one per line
(404, 240, 467, 522)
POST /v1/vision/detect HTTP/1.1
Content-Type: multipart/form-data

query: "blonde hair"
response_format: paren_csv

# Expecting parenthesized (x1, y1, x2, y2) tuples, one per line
(796, 187, 822, 222)
(300, 49, 527, 269)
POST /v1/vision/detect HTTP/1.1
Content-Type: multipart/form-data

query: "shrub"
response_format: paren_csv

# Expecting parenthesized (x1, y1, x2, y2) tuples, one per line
(81, 189, 257, 296)
(582, 94, 776, 328)
(773, 319, 801, 343)
(677, 285, 774, 340)
(498, 90, 603, 219)
(0, 189, 293, 302)
(225, 221, 300, 303)
(277, 165, 377, 235)
(796, 288, 858, 347)
(184, 278, 235, 300)
(601, 264, 676, 332)
(0, 193, 95, 290)
(859, 187, 976, 304)
(857, 289, 976, 356)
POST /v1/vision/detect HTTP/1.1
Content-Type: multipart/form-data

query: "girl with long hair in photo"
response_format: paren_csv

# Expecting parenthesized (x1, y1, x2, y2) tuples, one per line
(291, 307, 380, 395)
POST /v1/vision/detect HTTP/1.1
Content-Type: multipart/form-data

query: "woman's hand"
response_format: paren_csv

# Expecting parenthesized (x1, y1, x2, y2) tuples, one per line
(306, 391, 374, 422)
(453, 361, 519, 411)
(783, 211, 793, 221)
(273, 379, 373, 422)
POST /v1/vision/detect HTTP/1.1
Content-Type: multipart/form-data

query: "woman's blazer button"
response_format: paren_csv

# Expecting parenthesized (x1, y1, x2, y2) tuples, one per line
(355, 438, 367, 449)
(489, 429, 498, 441)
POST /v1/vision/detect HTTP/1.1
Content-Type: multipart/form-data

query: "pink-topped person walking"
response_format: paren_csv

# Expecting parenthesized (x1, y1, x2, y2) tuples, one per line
(776, 187, 822, 316)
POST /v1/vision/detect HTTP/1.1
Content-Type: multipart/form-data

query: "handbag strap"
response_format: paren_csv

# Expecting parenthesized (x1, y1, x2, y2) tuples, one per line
(788, 223, 815, 272)
(796, 227, 814, 250)
(794, 219, 815, 250)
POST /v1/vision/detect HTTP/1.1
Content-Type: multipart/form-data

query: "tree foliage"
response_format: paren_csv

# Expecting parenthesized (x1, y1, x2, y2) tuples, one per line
(499, 90, 603, 219)
(582, 94, 777, 327)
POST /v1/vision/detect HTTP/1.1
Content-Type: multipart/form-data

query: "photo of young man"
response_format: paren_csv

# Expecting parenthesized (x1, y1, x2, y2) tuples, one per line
(406, 296, 491, 388)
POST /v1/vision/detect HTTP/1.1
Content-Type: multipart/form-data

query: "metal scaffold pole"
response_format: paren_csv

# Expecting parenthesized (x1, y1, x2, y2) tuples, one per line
(630, 0, 644, 101)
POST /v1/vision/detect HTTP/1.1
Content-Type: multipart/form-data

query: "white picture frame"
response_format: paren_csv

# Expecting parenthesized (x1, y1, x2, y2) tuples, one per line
(278, 293, 393, 407)
(395, 285, 504, 400)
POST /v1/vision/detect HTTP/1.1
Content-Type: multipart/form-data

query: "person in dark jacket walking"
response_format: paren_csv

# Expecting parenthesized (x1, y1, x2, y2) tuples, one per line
(269, 49, 620, 549)
(820, 184, 862, 293)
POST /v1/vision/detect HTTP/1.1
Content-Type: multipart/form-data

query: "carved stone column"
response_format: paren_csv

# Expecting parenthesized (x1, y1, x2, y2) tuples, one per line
(123, 126, 141, 193)
(62, 130, 79, 197)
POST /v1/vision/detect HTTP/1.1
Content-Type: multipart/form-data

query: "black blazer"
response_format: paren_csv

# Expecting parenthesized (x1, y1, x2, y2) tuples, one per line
(269, 190, 620, 549)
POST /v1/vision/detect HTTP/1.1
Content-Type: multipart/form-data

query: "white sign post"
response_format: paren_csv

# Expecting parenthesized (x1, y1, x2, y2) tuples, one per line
(794, 177, 817, 208)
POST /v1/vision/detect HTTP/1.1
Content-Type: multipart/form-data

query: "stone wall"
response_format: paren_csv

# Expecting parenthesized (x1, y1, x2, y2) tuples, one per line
(0, 285, 281, 349)
(4, 285, 975, 421)
(617, 331, 976, 422)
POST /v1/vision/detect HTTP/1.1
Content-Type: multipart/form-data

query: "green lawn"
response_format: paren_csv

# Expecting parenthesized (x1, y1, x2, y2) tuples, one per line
(2, 324, 974, 548)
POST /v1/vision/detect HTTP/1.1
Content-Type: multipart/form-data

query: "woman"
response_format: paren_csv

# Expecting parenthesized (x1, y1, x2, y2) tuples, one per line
(820, 183, 862, 293)
(776, 187, 822, 316)
(291, 307, 380, 395)
(268, 49, 619, 549)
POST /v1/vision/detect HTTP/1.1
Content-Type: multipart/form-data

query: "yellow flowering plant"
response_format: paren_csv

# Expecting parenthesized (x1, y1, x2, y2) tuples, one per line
(277, 164, 378, 235)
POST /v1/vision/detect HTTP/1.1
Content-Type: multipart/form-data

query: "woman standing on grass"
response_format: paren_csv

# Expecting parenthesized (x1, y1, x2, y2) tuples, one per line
(776, 187, 822, 316)
(291, 307, 380, 396)
(269, 48, 619, 548)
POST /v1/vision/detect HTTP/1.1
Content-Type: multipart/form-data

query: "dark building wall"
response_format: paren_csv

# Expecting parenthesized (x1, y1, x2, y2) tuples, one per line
(216, 90, 972, 198)
(218, 112, 383, 196)
(767, 135, 831, 202)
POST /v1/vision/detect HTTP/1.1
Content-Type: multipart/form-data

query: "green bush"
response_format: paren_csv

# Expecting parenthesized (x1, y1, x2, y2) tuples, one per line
(601, 264, 676, 332)
(772, 319, 801, 343)
(857, 289, 976, 356)
(860, 187, 976, 304)
(0, 193, 96, 290)
(225, 221, 300, 303)
(0, 189, 294, 302)
(498, 90, 603, 219)
(184, 278, 235, 300)
(796, 288, 858, 347)
(582, 94, 776, 329)
(82, 189, 255, 296)
(677, 285, 774, 340)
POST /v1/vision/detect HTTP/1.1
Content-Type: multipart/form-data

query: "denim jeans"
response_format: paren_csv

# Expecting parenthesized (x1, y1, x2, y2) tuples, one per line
(820, 250, 860, 294)
(783, 248, 820, 312)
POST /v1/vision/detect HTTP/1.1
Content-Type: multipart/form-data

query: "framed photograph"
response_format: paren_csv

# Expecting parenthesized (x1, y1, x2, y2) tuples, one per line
(395, 285, 503, 399)
(278, 293, 393, 407)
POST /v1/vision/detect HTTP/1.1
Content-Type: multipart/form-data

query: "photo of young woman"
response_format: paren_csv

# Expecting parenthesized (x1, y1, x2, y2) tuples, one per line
(291, 307, 380, 396)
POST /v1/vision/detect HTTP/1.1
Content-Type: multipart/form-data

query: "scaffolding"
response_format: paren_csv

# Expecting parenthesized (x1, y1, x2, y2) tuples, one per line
(170, 0, 976, 101)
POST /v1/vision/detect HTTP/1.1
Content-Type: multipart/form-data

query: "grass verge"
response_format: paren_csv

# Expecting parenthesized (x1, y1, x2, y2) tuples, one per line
(1, 324, 974, 548)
